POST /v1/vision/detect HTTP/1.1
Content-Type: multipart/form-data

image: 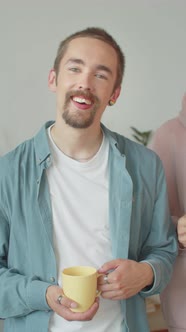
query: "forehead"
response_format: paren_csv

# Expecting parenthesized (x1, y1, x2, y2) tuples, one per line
(61, 37, 118, 70)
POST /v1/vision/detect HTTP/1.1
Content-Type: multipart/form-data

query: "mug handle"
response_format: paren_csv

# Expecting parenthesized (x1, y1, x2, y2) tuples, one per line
(96, 273, 105, 297)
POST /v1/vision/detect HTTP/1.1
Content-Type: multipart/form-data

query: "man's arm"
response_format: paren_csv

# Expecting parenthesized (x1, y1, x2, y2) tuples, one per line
(98, 156, 178, 299)
(0, 199, 53, 318)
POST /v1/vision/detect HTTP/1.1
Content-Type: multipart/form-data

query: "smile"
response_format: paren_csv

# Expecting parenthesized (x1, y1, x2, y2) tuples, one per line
(72, 96, 92, 105)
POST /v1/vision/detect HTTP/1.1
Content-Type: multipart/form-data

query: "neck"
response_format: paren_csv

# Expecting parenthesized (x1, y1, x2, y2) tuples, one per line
(50, 122, 103, 162)
(57, 148, 100, 162)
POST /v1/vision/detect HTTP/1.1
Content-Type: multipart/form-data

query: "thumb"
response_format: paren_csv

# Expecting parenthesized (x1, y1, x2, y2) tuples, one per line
(98, 259, 121, 273)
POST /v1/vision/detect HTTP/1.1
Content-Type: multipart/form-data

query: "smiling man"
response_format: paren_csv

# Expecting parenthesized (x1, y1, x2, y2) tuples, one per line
(48, 35, 121, 162)
(0, 27, 177, 332)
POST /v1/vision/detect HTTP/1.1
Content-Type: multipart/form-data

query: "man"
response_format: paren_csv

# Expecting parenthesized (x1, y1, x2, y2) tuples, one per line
(0, 27, 177, 332)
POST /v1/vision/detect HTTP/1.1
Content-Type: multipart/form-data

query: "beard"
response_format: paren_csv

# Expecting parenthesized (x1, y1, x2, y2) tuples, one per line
(62, 90, 100, 129)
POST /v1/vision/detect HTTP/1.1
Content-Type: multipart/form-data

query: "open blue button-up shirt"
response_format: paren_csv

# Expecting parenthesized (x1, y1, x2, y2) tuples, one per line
(0, 122, 177, 332)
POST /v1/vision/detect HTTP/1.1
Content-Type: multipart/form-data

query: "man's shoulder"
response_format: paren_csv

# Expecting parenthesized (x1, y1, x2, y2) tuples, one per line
(0, 138, 34, 174)
(0, 121, 52, 173)
(106, 127, 158, 160)
(105, 127, 163, 181)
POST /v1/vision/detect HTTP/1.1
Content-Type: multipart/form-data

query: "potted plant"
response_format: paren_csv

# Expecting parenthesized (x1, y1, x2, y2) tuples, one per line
(130, 126, 152, 146)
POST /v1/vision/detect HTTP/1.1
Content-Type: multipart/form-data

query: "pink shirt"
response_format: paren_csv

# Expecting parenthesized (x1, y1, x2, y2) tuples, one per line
(150, 92, 186, 223)
(149, 92, 186, 331)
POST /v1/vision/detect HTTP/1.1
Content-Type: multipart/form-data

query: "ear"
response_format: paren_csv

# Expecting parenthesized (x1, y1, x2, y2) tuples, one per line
(48, 69, 57, 92)
(110, 86, 121, 103)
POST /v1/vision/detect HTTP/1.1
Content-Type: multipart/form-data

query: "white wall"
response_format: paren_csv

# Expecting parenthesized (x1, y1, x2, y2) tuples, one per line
(0, 0, 186, 156)
(0, 0, 185, 329)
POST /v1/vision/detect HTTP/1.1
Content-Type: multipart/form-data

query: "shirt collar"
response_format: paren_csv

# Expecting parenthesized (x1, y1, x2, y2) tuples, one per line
(34, 121, 126, 167)
(34, 121, 54, 165)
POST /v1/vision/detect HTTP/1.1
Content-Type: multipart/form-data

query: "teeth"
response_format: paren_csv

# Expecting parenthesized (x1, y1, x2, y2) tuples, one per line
(73, 97, 92, 105)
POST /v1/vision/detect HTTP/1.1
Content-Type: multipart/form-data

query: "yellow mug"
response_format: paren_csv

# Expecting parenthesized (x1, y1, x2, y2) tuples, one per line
(62, 266, 102, 312)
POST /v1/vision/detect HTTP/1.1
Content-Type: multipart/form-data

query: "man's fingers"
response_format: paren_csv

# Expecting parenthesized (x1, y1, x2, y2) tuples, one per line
(60, 297, 100, 321)
(56, 293, 77, 309)
(98, 273, 112, 286)
(98, 259, 120, 274)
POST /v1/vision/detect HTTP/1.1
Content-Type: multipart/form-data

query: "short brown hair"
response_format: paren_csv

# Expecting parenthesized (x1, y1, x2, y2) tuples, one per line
(53, 27, 125, 90)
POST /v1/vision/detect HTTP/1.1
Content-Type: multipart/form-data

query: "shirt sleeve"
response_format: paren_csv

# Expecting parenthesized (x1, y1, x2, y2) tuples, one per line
(0, 206, 52, 318)
(138, 157, 178, 297)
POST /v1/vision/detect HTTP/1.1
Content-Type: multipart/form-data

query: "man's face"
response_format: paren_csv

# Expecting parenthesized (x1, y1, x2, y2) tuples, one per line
(49, 37, 120, 129)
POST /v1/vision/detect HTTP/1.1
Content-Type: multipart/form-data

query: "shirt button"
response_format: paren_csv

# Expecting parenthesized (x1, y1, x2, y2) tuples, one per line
(50, 277, 55, 282)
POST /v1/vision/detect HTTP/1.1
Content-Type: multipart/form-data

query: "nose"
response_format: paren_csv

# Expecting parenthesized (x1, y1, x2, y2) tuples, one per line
(78, 73, 93, 91)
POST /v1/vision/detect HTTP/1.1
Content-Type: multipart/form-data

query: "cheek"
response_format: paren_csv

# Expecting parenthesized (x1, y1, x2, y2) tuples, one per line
(100, 91, 113, 104)
(57, 72, 76, 89)
(97, 82, 115, 99)
(56, 89, 66, 106)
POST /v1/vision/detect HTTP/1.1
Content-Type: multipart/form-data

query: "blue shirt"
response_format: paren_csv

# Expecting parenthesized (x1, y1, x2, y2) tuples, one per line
(0, 122, 177, 332)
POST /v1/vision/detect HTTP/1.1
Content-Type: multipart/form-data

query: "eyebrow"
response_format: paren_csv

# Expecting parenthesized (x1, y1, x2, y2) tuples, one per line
(65, 58, 113, 76)
(65, 58, 84, 66)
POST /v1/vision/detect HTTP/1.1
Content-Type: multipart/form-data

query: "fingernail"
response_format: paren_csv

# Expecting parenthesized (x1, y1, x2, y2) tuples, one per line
(70, 302, 78, 308)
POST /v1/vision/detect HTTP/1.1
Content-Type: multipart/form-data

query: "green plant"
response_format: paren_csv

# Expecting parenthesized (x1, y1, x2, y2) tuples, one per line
(131, 126, 152, 146)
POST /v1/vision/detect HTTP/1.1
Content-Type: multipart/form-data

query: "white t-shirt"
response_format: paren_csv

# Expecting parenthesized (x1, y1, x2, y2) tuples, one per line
(47, 126, 123, 332)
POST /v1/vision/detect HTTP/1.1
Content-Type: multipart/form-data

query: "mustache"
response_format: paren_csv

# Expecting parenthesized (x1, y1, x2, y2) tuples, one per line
(65, 90, 100, 105)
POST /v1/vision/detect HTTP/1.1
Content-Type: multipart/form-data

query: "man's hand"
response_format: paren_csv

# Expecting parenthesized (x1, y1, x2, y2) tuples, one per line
(46, 285, 99, 321)
(177, 215, 186, 248)
(98, 259, 154, 300)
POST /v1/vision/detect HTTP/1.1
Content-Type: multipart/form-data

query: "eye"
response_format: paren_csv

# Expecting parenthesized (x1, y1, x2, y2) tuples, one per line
(95, 73, 107, 80)
(69, 67, 80, 73)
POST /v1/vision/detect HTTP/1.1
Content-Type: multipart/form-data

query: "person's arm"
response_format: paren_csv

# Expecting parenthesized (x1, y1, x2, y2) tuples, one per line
(0, 207, 52, 318)
(138, 158, 178, 297)
(0, 208, 100, 321)
(98, 157, 177, 299)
